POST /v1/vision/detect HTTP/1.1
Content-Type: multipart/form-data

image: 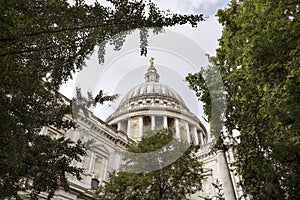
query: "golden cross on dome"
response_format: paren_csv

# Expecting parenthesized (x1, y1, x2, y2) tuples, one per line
(149, 57, 155, 66)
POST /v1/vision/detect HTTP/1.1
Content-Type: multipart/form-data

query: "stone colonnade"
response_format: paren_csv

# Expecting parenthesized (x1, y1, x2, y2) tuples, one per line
(117, 115, 206, 145)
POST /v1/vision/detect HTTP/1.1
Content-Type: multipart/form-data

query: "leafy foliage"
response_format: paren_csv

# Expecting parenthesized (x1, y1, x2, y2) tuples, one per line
(95, 129, 204, 200)
(211, 180, 225, 200)
(186, 56, 226, 138)
(199, 180, 225, 200)
(0, 0, 204, 199)
(72, 87, 118, 119)
(187, 0, 300, 199)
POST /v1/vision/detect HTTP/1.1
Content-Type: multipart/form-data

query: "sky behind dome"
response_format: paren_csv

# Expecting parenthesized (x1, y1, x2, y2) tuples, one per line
(61, 0, 230, 130)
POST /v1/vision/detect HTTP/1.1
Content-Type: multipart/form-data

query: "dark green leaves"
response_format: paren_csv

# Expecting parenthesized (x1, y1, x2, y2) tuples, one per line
(0, 0, 205, 199)
(187, 0, 300, 199)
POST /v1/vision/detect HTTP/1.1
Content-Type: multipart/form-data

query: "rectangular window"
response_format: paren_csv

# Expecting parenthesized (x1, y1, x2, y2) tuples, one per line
(93, 157, 104, 179)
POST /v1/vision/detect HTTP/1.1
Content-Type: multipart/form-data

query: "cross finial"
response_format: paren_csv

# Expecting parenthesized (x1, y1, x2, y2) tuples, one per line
(149, 57, 155, 67)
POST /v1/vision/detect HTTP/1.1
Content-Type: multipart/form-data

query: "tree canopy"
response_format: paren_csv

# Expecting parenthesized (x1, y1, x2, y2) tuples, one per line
(95, 129, 204, 200)
(186, 0, 300, 199)
(0, 0, 204, 199)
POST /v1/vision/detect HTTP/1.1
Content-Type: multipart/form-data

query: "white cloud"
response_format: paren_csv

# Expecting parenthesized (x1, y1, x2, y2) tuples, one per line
(152, 0, 229, 15)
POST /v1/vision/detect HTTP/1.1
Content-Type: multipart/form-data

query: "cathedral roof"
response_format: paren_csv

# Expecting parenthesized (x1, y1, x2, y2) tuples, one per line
(118, 81, 188, 109)
(116, 57, 189, 111)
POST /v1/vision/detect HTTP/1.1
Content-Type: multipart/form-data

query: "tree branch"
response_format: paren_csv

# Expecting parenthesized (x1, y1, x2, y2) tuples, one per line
(0, 21, 145, 42)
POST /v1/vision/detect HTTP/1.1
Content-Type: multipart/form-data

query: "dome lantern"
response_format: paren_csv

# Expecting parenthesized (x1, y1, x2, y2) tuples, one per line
(144, 57, 160, 82)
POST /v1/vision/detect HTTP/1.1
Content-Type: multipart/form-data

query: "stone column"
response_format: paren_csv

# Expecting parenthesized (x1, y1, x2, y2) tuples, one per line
(151, 116, 155, 130)
(102, 158, 108, 181)
(127, 118, 131, 136)
(163, 116, 168, 128)
(117, 122, 121, 131)
(88, 152, 95, 174)
(217, 150, 236, 200)
(138, 116, 143, 138)
(227, 145, 240, 198)
(175, 118, 180, 140)
(193, 127, 199, 145)
(186, 122, 191, 143)
(199, 131, 204, 145)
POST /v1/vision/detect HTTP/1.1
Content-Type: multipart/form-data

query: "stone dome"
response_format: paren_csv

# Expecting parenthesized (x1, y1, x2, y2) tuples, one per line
(106, 58, 207, 144)
(116, 81, 189, 112)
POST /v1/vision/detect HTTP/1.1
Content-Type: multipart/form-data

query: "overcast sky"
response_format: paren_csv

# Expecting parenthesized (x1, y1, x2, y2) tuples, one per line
(61, 0, 230, 129)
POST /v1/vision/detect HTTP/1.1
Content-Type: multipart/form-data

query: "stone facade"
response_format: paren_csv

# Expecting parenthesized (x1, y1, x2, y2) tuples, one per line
(35, 113, 131, 199)
(37, 59, 245, 199)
